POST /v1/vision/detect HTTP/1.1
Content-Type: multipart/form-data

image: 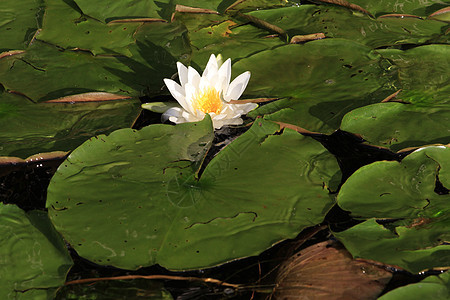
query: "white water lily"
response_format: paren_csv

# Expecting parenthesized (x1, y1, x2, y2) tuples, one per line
(162, 54, 257, 129)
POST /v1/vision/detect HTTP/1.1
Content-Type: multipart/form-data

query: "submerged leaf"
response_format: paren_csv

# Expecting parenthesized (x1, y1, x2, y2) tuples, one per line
(57, 279, 173, 300)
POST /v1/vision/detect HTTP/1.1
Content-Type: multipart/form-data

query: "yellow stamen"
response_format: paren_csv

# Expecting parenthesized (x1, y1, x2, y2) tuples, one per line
(192, 87, 222, 114)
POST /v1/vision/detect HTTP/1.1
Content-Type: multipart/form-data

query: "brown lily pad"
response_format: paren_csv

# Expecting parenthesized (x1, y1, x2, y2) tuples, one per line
(273, 241, 392, 300)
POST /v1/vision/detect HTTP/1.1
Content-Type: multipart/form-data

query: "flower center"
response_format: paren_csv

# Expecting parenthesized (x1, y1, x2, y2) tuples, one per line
(192, 87, 222, 114)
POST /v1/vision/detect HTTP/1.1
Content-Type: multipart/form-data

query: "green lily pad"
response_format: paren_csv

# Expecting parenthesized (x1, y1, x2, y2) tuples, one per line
(237, 38, 393, 133)
(377, 45, 450, 105)
(0, 42, 135, 100)
(73, 0, 290, 23)
(174, 11, 283, 68)
(247, 5, 448, 48)
(0, 90, 141, 158)
(233, 38, 387, 99)
(338, 145, 449, 220)
(350, 0, 448, 17)
(47, 117, 340, 270)
(335, 145, 450, 273)
(340, 102, 450, 151)
(37, 0, 141, 56)
(378, 271, 450, 300)
(0, 28, 190, 100)
(340, 44, 450, 149)
(105, 21, 192, 96)
(335, 218, 449, 273)
(0, 204, 73, 299)
(0, 0, 42, 52)
(38, 0, 192, 59)
(73, 0, 167, 23)
(176, 0, 291, 14)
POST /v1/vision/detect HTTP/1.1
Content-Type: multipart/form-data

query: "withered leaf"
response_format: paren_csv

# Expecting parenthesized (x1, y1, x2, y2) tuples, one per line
(273, 241, 392, 300)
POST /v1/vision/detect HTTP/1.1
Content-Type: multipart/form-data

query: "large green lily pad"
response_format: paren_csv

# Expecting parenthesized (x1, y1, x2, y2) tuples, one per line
(238, 39, 393, 133)
(378, 271, 450, 300)
(0, 90, 140, 158)
(335, 145, 450, 273)
(47, 117, 340, 270)
(0, 204, 73, 299)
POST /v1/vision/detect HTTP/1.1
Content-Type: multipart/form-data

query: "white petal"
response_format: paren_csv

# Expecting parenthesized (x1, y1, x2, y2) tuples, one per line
(163, 78, 191, 112)
(212, 113, 227, 120)
(176, 62, 188, 87)
(212, 118, 225, 129)
(162, 107, 184, 123)
(163, 78, 184, 99)
(235, 102, 258, 114)
(215, 58, 231, 92)
(222, 117, 244, 126)
(202, 54, 218, 80)
(221, 103, 240, 116)
(194, 109, 206, 119)
(224, 71, 251, 101)
(183, 82, 197, 114)
(162, 107, 204, 125)
(182, 110, 201, 122)
(220, 104, 233, 115)
(199, 74, 212, 91)
(216, 54, 223, 67)
(187, 66, 201, 89)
